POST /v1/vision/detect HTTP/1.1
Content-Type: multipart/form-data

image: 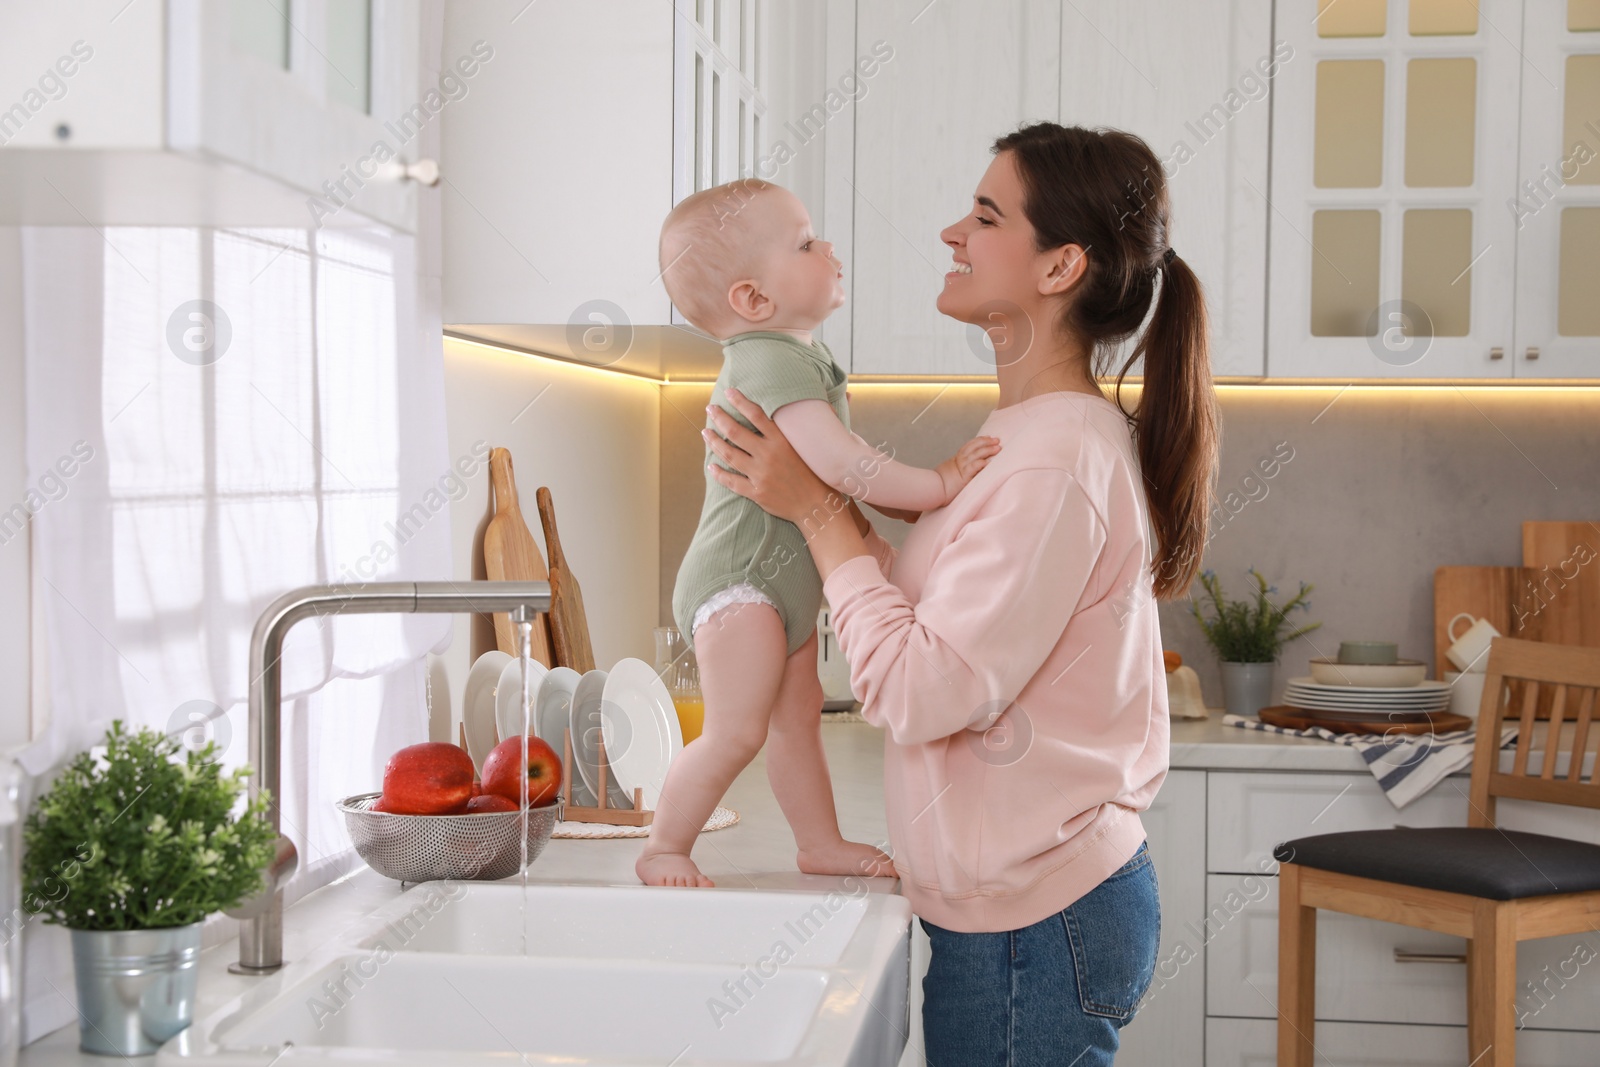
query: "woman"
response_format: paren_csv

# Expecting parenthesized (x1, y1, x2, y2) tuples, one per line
(701, 122, 1218, 1065)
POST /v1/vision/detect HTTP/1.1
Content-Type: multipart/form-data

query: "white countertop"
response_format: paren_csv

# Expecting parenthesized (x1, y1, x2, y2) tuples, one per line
(19, 719, 899, 1064)
(17, 712, 1445, 1061)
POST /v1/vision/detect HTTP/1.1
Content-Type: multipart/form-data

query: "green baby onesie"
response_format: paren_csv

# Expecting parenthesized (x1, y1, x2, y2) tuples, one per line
(672, 330, 850, 658)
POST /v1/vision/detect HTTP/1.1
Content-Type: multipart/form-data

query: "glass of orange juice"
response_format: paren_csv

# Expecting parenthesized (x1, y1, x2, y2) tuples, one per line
(654, 626, 704, 744)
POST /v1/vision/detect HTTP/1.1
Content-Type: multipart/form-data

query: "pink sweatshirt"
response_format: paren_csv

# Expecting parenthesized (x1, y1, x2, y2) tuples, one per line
(821, 390, 1170, 933)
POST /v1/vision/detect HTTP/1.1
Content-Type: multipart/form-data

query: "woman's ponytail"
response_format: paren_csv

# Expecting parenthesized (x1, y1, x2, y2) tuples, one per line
(1127, 253, 1218, 598)
(992, 123, 1219, 598)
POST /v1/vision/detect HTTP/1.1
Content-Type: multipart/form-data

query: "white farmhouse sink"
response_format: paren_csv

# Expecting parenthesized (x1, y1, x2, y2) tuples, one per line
(158, 882, 911, 1066)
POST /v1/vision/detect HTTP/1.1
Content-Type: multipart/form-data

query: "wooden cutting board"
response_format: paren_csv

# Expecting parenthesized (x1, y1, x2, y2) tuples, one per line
(483, 448, 553, 666)
(1259, 706, 1472, 736)
(536, 486, 596, 674)
(1432, 566, 1551, 677)
(1521, 521, 1600, 650)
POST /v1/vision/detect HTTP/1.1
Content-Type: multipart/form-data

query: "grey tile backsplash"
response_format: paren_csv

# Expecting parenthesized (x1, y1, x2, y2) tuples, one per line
(660, 383, 1600, 710)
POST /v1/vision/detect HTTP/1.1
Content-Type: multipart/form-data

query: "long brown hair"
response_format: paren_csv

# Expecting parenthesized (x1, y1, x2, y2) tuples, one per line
(992, 122, 1218, 599)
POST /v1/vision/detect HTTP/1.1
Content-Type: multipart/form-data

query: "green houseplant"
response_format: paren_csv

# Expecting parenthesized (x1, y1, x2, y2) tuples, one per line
(1190, 568, 1320, 716)
(22, 720, 277, 1055)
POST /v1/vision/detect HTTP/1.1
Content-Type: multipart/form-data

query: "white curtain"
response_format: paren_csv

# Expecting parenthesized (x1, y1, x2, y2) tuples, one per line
(13, 11, 453, 1043)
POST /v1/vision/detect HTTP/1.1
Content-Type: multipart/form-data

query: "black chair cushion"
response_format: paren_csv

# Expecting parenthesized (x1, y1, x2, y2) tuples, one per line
(1273, 827, 1600, 901)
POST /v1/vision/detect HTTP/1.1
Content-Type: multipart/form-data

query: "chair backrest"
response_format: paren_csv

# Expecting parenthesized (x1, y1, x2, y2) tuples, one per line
(1468, 636, 1600, 827)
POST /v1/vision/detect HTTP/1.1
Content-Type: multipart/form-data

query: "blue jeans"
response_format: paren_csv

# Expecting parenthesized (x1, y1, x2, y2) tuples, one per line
(919, 841, 1161, 1067)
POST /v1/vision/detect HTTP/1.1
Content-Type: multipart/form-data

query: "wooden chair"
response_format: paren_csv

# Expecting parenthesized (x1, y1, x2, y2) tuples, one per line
(1275, 637, 1600, 1067)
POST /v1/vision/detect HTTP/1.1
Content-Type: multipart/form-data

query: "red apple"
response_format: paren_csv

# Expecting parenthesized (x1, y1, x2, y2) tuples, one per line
(380, 742, 476, 815)
(481, 735, 563, 807)
(465, 793, 519, 814)
(470, 780, 483, 797)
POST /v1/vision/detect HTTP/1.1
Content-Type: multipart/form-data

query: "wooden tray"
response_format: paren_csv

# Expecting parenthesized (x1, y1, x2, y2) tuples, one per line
(1259, 705, 1473, 736)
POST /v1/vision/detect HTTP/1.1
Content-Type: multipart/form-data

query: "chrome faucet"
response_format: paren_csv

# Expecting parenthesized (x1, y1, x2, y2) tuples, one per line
(228, 581, 552, 975)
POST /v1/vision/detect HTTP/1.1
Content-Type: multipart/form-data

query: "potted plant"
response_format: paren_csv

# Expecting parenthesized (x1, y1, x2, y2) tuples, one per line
(22, 720, 277, 1056)
(1190, 568, 1320, 717)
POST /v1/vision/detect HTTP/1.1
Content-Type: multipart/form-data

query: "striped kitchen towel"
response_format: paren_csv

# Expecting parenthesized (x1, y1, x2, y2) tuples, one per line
(1222, 714, 1518, 809)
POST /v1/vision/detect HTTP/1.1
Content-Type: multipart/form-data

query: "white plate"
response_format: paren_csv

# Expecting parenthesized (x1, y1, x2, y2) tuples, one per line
(535, 666, 582, 752)
(1284, 688, 1451, 706)
(1286, 676, 1450, 695)
(602, 657, 684, 811)
(1284, 696, 1451, 713)
(462, 651, 511, 774)
(495, 657, 550, 746)
(1284, 687, 1451, 705)
(1284, 689, 1451, 707)
(571, 669, 630, 809)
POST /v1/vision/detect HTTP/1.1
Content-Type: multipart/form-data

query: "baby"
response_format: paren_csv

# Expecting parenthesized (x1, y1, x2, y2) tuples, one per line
(638, 178, 1001, 888)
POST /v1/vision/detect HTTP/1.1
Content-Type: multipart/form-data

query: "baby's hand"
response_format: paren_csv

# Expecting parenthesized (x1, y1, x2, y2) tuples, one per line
(936, 436, 1001, 502)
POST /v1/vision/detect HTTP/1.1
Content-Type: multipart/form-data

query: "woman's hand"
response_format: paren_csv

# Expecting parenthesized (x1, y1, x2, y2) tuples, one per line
(703, 388, 839, 525)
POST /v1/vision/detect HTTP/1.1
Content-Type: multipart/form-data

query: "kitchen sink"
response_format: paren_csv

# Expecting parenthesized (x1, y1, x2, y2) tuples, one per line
(158, 881, 912, 1066)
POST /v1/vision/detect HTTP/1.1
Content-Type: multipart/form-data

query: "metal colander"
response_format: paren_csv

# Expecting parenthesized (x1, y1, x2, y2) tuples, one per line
(336, 792, 563, 883)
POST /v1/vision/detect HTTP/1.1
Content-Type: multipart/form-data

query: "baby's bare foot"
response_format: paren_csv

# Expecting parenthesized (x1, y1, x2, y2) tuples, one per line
(636, 849, 715, 888)
(797, 840, 896, 879)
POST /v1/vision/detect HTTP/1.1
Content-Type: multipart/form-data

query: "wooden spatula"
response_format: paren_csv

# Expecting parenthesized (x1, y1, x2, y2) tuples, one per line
(483, 448, 553, 666)
(536, 486, 596, 674)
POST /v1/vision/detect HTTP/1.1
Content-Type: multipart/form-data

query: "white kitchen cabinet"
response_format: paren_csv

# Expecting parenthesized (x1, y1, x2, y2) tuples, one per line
(442, 0, 675, 329)
(1207, 1016, 1600, 1067)
(1511, 1, 1600, 379)
(443, 0, 771, 337)
(849, 0, 1270, 379)
(1267, 0, 1532, 379)
(1056, 0, 1274, 379)
(1206, 770, 1469, 874)
(1118, 770, 1208, 1067)
(0, 0, 424, 232)
(850, 0, 1061, 377)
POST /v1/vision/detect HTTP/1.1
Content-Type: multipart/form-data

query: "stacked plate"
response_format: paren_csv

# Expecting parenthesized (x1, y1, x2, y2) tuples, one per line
(482, 653, 684, 812)
(1283, 676, 1451, 720)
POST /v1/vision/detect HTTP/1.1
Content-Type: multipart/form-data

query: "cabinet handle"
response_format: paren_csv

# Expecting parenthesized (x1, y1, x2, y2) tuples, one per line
(1525, 346, 1540, 361)
(1393, 949, 1467, 964)
(1489, 347, 1504, 360)
(399, 159, 441, 186)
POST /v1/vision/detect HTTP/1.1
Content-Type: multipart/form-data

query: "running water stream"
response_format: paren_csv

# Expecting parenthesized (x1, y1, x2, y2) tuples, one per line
(515, 610, 534, 959)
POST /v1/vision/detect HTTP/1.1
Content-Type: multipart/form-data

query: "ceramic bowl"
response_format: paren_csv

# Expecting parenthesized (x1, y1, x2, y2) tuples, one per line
(1337, 640, 1399, 665)
(1309, 658, 1427, 687)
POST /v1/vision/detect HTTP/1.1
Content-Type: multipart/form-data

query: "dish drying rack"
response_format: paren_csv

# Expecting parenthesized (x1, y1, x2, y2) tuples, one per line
(559, 726, 654, 826)
(459, 715, 656, 827)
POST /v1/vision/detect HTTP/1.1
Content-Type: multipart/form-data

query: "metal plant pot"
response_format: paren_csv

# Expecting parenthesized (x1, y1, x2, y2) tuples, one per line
(1219, 661, 1276, 718)
(69, 922, 203, 1056)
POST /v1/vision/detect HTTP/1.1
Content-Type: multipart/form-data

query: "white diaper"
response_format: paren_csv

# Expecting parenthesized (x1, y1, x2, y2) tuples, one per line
(691, 582, 777, 637)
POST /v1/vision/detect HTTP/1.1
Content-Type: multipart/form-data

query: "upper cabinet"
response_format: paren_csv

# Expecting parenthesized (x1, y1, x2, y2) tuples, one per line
(846, 0, 1271, 378)
(442, 0, 766, 354)
(848, 0, 1060, 378)
(0, 0, 426, 232)
(1512, 1, 1600, 378)
(1268, 0, 1600, 379)
(1056, 0, 1275, 380)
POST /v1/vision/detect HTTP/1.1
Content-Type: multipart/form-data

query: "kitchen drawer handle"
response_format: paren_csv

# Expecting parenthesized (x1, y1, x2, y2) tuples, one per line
(1393, 949, 1467, 964)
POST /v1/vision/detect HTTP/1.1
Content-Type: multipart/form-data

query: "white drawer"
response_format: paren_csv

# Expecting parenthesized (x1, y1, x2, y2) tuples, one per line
(1207, 772, 1467, 874)
(1204, 875, 1600, 1033)
(1206, 1015, 1600, 1067)
(1117, 770, 1206, 1067)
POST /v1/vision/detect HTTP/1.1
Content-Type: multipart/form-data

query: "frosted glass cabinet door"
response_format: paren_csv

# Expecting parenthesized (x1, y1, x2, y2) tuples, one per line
(1266, 0, 1521, 379)
(1512, 1, 1600, 378)
(1055, 0, 1273, 379)
(851, 0, 1061, 377)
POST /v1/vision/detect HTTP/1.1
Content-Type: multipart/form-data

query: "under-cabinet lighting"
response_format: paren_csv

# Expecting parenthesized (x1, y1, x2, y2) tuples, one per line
(450, 337, 1600, 392)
